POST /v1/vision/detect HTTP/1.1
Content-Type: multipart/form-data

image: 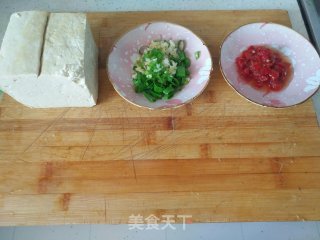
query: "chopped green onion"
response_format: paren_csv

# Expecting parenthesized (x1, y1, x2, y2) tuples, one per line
(176, 66, 186, 78)
(195, 51, 201, 60)
(143, 92, 156, 102)
(132, 40, 191, 102)
(153, 84, 163, 93)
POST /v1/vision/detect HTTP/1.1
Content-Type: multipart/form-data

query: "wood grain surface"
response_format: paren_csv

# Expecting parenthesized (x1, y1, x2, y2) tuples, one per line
(0, 10, 320, 226)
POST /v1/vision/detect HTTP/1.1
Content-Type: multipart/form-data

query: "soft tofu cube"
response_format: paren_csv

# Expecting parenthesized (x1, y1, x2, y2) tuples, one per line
(0, 11, 48, 104)
(0, 11, 98, 108)
(38, 13, 98, 108)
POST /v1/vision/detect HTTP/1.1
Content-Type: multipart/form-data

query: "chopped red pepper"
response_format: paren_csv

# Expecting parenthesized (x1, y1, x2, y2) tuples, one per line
(236, 45, 292, 91)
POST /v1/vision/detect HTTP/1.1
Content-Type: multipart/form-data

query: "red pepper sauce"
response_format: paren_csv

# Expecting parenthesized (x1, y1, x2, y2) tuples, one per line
(236, 45, 293, 92)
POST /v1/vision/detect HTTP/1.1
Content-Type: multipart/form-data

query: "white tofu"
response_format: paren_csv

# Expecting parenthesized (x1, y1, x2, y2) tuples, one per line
(38, 13, 98, 108)
(0, 11, 48, 105)
(0, 11, 98, 108)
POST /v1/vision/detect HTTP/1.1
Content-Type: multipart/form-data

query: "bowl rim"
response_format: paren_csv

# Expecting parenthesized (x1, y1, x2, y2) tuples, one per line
(107, 21, 213, 110)
(219, 22, 320, 109)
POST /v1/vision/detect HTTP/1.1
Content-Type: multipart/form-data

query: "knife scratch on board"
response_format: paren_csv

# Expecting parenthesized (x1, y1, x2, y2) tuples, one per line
(81, 106, 103, 160)
(21, 108, 70, 155)
(171, 109, 175, 131)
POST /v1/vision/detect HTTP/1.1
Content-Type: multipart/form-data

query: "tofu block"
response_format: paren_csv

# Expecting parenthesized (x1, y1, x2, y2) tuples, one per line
(0, 11, 98, 108)
(0, 11, 48, 104)
(38, 13, 98, 108)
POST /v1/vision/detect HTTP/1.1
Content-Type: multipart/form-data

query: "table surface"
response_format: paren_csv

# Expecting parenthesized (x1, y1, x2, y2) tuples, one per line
(0, 10, 320, 226)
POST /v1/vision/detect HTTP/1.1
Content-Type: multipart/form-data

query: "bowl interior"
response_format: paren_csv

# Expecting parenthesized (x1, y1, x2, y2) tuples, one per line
(107, 22, 212, 109)
(220, 22, 320, 107)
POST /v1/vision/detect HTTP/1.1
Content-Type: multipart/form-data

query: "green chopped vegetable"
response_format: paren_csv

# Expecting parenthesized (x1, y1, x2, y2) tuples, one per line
(132, 40, 191, 102)
(176, 66, 186, 78)
(195, 51, 201, 60)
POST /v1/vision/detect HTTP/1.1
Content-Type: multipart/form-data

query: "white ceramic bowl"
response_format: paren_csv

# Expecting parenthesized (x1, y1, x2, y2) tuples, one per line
(220, 22, 320, 108)
(107, 22, 212, 109)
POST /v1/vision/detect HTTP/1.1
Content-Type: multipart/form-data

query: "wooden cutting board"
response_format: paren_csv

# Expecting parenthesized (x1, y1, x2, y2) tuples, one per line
(1, 10, 320, 226)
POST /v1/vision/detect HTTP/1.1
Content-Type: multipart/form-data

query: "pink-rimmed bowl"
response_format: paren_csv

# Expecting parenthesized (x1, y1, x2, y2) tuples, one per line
(220, 22, 320, 108)
(107, 22, 212, 109)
